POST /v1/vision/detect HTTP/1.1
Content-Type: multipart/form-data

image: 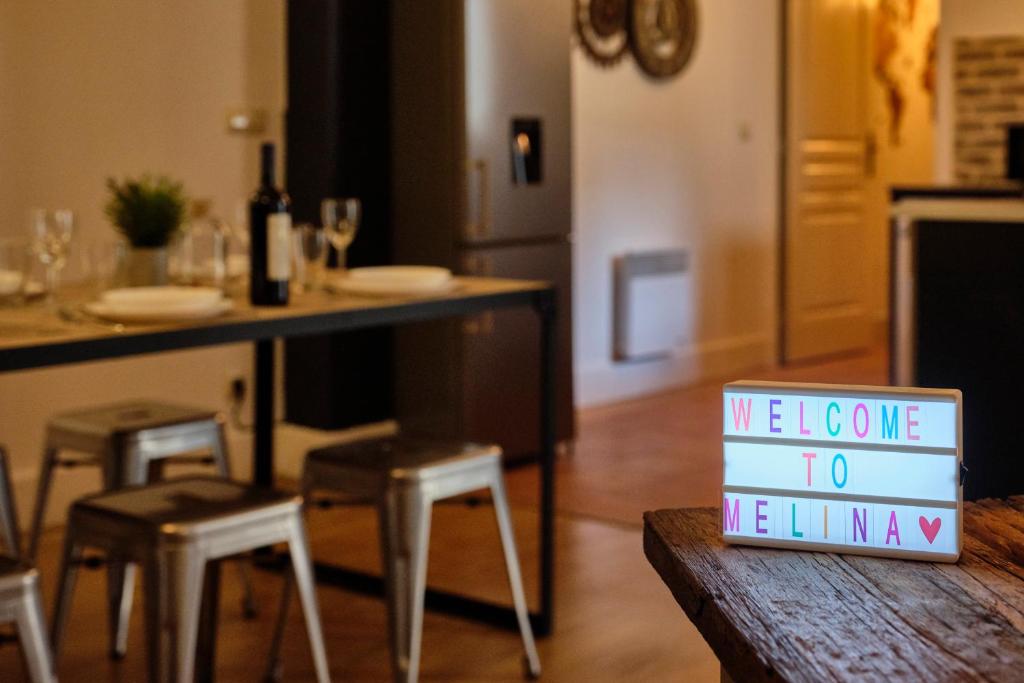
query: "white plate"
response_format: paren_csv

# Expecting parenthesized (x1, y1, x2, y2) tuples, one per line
(327, 276, 458, 297)
(84, 299, 233, 323)
(102, 286, 223, 308)
(347, 266, 452, 287)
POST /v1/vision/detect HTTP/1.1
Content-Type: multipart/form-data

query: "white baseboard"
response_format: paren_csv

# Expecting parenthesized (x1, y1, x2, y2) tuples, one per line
(575, 332, 774, 408)
(9, 420, 398, 535)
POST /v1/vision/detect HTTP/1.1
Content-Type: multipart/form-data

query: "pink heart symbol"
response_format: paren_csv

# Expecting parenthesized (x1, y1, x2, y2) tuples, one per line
(919, 516, 941, 544)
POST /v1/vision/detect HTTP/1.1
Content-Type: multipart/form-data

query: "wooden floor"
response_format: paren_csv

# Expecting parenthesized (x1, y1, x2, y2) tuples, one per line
(0, 349, 886, 681)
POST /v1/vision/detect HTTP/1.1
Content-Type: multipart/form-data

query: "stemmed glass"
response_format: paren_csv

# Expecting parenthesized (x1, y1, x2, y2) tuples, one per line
(320, 198, 361, 271)
(29, 209, 74, 304)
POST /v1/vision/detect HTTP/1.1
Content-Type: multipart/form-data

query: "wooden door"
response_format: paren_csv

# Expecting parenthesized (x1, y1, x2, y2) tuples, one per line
(783, 0, 872, 362)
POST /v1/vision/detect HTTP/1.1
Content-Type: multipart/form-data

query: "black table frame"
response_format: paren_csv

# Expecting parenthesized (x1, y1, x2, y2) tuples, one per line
(0, 284, 557, 636)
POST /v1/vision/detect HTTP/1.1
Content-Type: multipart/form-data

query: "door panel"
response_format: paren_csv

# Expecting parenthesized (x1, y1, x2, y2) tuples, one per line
(461, 242, 574, 459)
(463, 0, 572, 244)
(784, 0, 871, 361)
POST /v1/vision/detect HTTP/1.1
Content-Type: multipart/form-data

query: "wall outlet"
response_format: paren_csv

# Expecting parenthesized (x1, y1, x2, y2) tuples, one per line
(229, 376, 246, 403)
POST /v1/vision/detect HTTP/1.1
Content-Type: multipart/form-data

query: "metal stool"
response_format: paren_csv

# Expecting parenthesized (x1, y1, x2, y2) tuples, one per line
(51, 476, 331, 683)
(26, 399, 256, 658)
(0, 559, 54, 683)
(0, 446, 56, 683)
(281, 436, 541, 683)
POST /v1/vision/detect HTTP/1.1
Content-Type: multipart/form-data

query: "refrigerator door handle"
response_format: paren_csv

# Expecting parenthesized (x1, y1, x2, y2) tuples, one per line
(462, 254, 495, 335)
(466, 158, 490, 240)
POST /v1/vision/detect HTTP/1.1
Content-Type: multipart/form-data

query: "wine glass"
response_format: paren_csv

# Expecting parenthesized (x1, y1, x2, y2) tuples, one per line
(320, 198, 361, 271)
(29, 208, 74, 303)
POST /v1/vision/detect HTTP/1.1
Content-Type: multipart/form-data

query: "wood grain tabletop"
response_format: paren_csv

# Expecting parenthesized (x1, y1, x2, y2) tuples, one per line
(644, 499, 1024, 682)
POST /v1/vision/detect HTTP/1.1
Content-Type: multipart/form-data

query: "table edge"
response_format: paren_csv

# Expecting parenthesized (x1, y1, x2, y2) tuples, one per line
(0, 280, 556, 372)
(643, 509, 788, 683)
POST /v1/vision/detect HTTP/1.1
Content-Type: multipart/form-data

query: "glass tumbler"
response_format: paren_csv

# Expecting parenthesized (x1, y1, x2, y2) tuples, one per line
(292, 223, 328, 291)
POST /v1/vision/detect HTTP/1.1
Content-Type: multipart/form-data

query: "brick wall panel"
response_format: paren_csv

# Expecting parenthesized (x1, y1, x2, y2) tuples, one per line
(955, 35, 1024, 183)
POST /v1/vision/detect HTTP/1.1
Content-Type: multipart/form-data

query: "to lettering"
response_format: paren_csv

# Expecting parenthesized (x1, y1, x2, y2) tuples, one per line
(831, 453, 848, 489)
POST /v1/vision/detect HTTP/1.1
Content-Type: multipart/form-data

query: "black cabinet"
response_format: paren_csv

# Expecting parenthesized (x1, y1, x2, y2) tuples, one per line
(284, 0, 393, 430)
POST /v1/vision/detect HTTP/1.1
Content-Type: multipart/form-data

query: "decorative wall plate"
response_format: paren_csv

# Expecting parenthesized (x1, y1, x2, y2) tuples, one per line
(575, 0, 630, 67)
(631, 0, 698, 79)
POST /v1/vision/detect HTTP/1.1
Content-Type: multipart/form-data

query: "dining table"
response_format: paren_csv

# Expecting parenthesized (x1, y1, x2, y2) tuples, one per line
(0, 276, 558, 636)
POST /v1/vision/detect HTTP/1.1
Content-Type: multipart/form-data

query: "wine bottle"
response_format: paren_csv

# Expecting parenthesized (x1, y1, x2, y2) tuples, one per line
(249, 142, 291, 305)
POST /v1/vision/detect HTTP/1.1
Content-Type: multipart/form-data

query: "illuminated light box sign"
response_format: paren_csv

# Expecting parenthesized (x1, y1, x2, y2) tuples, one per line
(722, 381, 962, 562)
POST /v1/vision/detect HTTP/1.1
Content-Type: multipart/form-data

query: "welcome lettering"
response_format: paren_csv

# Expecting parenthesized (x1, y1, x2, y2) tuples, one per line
(722, 392, 955, 448)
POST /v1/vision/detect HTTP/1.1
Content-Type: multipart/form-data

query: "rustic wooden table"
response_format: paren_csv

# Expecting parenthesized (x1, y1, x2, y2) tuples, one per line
(644, 501, 1024, 682)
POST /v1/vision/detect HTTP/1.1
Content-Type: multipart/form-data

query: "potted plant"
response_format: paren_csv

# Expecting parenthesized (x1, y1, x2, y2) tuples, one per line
(104, 174, 187, 286)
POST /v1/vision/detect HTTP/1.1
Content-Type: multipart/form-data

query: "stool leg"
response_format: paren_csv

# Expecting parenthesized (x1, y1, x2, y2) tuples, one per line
(14, 578, 57, 683)
(147, 459, 167, 482)
(489, 472, 542, 678)
(106, 561, 136, 659)
(286, 514, 331, 683)
(0, 447, 22, 558)
(146, 546, 204, 683)
(195, 560, 221, 683)
(50, 531, 83, 660)
(106, 450, 146, 660)
(142, 555, 166, 683)
(263, 468, 318, 682)
(380, 485, 432, 683)
(26, 445, 58, 561)
(262, 567, 292, 683)
(211, 422, 258, 620)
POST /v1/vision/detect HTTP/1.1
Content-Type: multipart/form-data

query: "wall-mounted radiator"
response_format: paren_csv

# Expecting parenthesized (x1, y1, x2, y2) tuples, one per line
(613, 249, 691, 362)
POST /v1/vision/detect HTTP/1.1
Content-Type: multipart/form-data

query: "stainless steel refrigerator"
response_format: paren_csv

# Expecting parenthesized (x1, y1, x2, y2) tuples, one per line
(390, 0, 575, 459)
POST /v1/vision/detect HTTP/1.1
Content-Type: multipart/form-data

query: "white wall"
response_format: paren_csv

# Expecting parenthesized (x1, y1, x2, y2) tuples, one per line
(0, 0, 286, 242)
(0, 0, 285, 526)
(572, 1, 780, 407)
(936, 0, 1024, 181)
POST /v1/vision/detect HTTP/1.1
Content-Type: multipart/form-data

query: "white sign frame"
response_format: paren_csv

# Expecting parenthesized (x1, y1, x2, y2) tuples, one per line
(722, 380, 962, 562)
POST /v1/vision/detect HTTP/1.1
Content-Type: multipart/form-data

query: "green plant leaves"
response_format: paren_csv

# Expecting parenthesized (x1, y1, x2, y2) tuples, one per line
(104, 174, 187, 248)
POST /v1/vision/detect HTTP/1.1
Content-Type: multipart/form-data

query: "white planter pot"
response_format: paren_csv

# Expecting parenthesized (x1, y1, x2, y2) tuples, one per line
(121, 247, 169, 286)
